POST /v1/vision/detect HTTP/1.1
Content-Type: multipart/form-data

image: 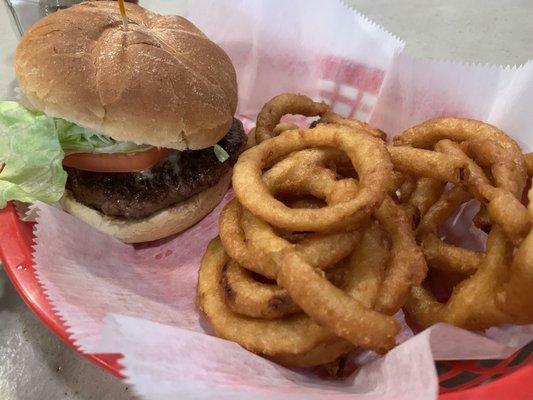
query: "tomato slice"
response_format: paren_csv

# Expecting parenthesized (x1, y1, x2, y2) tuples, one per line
(63, 147, 171, 173)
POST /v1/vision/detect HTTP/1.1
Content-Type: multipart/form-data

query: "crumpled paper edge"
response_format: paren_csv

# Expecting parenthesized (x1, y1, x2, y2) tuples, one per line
(395, 52, 533, 71)
(14, 201, 34, 221)
(340, 0, 405, 47)
(29, 201, 91, 353)
(14, 201, 56, 222)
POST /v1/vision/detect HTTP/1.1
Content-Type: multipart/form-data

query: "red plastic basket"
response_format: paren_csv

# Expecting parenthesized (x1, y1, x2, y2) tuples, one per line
(1, 202, 532, 398)
(1, 55, 532, 398)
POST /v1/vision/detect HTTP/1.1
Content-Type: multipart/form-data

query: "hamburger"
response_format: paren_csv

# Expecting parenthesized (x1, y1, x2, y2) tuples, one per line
(2, 1, 246, 243)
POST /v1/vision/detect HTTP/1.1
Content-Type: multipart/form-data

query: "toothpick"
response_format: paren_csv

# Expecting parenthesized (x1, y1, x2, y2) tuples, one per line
(118, 0, 128, 31)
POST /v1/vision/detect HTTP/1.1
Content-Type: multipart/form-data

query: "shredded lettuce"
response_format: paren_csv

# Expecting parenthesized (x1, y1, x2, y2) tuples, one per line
(56, 120, 151, 155)
(214, 144, 229, 162)
(0, 101, 151, 207)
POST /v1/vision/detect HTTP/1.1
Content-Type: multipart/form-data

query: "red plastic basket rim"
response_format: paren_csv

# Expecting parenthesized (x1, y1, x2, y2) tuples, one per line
(0, 202, 531, 399)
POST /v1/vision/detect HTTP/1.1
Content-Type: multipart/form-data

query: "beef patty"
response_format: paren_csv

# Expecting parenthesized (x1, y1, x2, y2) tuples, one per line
(65, 118, 247, 219)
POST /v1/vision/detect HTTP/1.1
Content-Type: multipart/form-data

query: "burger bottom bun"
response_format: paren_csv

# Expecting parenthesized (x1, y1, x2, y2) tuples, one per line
(59, 171, 231, 243)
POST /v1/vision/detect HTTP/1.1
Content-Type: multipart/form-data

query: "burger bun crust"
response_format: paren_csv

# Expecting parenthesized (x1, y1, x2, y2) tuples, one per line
(15, 1, 238, 150)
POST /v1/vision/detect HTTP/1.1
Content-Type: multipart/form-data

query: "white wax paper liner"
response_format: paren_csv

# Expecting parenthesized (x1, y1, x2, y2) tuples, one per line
(23, 0, 533, 399)
(33, 193, 232, 351)
(177, 0, 404, 122)
(370, 54, 533, 151)
(31, 196, 533, 399)
(93, 315, 529, 400)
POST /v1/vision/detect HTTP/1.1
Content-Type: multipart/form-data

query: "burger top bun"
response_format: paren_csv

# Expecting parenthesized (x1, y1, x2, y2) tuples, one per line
(15, 1, 238, 150)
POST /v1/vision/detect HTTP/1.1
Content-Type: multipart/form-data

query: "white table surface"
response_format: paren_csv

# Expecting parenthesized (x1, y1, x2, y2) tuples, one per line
(0, 1, 532, 399)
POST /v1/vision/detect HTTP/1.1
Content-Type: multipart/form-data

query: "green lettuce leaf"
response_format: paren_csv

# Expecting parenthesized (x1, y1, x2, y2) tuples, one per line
(213, 144, 230, 162)
(0, 101, 66, 207)
(0, 101, 152, 207)
(56, 120, 151, 154)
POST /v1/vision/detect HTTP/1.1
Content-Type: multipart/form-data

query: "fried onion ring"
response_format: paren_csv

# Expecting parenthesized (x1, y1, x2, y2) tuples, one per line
(435, 139, 529, 244)
(406, 226, 514, 330)
(202, 102, 533, 368)
(219, 200, 263, 274)
(395, 118, 528, 231)
(219, 198, 358, 280)
(339, 221, 390, 308)
(276, 249, 399, 353)
(394, 118, 526, 181)
(416, 185, 473, 238)
(198, 238, 336, 358)
(526, 152, 533, 177)
(233, 124, 393, 232)
(241, 143, 422, 323)
(318, 111, 387, 140)
(421, 233, 482, 275)
(496, 183, 533, 323)
(221, 260, 347, 320)
(255, 93, 329, 144)
(414, 186, 486, 276)
(239, 167, 413, 350)
(402, 178, 445, 226)
(237, 154, 401, 351)
(198, 226, 398, 363)
(462, 139, 523, 197)
(406, 182, 533, 328)
(389, 146, 465, 183)
(269, 339, 355, 368)
(373, 196, 427, 314)
(220, 260, 300, 319)
(398, 177, 416, 203)
(240, 207, 359, 283)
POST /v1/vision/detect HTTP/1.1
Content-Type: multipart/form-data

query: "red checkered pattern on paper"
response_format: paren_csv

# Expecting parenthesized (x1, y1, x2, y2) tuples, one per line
(318, 56, 384, 120)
